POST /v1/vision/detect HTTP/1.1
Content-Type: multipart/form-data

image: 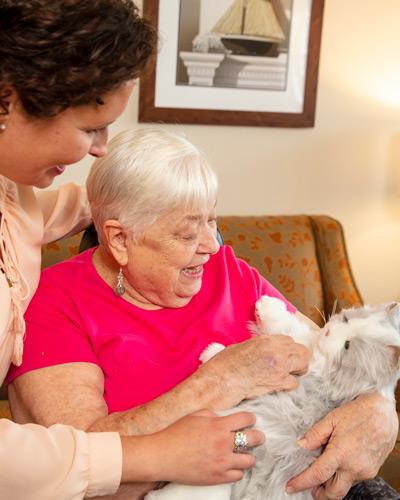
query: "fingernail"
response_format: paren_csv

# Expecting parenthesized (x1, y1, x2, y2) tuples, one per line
(297, 438, 307, 448)
(286, 486, 294, 494)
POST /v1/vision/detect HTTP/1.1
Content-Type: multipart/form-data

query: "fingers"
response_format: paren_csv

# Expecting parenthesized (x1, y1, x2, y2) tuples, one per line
(231, 428, 265, 450)
(312, 471, 354, 500)
(298, 414, 334, 451)
(259, 334, 310, 377)
(289, 343, 310, 375)
(190, 409, 216, 417)
(231, 452, 256, 471)
(286, 448, 340, 493)
(280, 374, 300, 391)
(223, 469, 245, 483)
(221, 411, 256, 430)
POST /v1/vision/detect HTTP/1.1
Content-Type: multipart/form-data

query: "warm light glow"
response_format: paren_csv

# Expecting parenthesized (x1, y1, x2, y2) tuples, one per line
(322, 63, 400, 110)
(321, 1, 400, 110)
(365, 76, 400, 107)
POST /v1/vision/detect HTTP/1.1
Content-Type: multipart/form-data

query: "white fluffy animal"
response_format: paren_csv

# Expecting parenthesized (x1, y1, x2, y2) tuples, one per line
(146, 297, 400, 500)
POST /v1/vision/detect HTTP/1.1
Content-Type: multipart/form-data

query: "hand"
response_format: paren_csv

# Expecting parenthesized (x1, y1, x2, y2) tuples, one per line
(286, 393, 399, 499)
(131, 410, 264, 485)
(201, 335, 310, 408)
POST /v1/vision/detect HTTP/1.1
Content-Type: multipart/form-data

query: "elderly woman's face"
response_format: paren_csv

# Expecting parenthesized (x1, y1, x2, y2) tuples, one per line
(123, 207, 220, 309)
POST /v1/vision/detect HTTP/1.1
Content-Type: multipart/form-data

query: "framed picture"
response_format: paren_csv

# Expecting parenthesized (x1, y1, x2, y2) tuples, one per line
(139, 0, 324, 127)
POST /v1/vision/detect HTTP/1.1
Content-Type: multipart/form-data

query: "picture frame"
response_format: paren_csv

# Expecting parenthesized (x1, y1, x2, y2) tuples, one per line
(139, 0, 324, 127)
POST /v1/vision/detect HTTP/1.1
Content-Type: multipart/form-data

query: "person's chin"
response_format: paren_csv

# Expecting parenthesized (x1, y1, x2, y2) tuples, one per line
(34, 166, 65, 188)
(34, 176, 55, 189)
(167, 289, 199, 308)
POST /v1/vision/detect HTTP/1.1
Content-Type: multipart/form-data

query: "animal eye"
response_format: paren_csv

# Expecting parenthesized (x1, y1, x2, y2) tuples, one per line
(344, 340, 350, 350)
(343, 314, 349, 323)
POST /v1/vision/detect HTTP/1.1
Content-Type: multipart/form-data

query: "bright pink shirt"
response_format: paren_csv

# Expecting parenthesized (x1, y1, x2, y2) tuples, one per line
(7, 245, 295, 412)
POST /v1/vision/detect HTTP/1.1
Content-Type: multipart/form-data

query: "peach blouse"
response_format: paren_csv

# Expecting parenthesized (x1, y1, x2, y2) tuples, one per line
(0, 175, 122, 499)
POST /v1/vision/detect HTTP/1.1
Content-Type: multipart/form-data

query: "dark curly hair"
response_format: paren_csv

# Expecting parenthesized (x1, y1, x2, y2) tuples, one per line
(0, 0, 156, 117)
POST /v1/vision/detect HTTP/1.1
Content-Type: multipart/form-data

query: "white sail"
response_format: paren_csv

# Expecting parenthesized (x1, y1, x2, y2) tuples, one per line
(212, 0, 247, 36)
(211, 0, 285, 43)
(244, 0, 285, 42)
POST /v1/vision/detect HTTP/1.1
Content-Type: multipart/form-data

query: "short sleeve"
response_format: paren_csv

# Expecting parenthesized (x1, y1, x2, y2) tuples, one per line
(250, 264, 296, 314)
(5, 271, 99, 385)
(222, 245, 296, 314)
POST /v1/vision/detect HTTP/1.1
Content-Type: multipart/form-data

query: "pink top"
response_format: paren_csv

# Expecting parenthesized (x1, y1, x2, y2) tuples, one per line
(0, 176, 122, 499)
(7, 245, 295, 412)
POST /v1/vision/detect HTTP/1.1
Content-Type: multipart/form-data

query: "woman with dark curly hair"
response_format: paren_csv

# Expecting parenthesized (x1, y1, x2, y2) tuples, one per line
(0, 1, 264, 498)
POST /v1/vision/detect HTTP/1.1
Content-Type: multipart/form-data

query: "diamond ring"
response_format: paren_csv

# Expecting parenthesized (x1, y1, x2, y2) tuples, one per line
(233, 431, 249, 453)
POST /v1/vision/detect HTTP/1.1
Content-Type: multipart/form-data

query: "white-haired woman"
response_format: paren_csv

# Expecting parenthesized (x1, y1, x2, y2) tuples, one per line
(0, 1, 267, 497)
(7, 129, 398, 500)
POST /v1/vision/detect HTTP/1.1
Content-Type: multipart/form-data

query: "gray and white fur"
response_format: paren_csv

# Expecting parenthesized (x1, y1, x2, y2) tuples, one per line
(146, 297, 400, 500)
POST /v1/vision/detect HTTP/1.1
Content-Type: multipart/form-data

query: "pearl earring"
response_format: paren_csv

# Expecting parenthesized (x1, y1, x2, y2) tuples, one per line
(115, 267, 125, 296)
(0, 123, 6, 131)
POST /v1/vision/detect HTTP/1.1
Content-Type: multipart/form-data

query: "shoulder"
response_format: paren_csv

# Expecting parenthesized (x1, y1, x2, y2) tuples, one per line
(205, 245, 260, 289)
(41, 248, 95, 281)
(209, 245, 255, 274)
(32, 248, 97, 309)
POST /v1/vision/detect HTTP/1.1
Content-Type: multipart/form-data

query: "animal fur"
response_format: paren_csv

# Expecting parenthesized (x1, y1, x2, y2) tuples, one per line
(146, 297, 400, 500)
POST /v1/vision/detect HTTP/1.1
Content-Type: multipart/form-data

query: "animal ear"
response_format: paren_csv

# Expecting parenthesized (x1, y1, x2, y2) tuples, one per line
(387, 303, 400, 331)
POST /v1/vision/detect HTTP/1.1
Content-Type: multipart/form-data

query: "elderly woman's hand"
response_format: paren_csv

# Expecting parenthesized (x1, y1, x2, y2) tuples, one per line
(286, 393, 399, 499)
(200, 335, 310, 409)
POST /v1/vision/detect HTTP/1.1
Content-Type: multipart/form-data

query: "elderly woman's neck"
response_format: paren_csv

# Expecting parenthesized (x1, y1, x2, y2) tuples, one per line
(92, 245, 164, 310)
(92, 245, 120, 286)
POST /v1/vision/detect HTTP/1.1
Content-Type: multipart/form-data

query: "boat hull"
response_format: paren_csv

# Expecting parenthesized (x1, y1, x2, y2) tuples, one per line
(220, 36, 279, 57)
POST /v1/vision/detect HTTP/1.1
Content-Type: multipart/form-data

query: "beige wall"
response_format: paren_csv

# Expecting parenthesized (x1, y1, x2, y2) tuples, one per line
(53, 0, 400, 304)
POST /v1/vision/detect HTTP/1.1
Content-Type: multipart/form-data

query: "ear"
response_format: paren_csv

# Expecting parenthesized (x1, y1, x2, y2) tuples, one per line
(102, 220, 129, 266)
(0, 86, 18, 118)
(387, 302, 400, 331)
(389, 345, 400, 369)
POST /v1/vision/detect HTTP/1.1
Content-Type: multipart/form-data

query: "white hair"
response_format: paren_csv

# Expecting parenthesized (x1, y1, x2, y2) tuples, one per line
(86, 128, 218, 243)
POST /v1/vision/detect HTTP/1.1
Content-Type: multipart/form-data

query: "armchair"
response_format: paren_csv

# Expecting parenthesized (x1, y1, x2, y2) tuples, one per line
(0, 214, 398, 490)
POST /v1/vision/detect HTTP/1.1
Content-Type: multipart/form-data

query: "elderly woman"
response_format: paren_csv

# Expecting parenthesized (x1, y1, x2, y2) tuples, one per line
(0, 1, 267, 498)
(7, 129, 398, 500)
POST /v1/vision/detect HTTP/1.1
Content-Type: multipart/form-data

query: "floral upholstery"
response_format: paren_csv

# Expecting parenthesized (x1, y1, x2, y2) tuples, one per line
(218, 215, 398, 491)
(40, 231, 82, 269)
(218, 215, 362, 326)
(0, 215, 398, 491)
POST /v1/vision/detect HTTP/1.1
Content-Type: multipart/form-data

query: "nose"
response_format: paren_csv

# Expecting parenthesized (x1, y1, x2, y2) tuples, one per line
(198, 225, 220, 255)
(89, 129, 108, 158)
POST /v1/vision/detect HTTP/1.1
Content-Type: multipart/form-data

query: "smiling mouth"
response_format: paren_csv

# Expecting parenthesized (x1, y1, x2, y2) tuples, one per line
(182, 265, 204, 279)
(55, 165, 66, 174)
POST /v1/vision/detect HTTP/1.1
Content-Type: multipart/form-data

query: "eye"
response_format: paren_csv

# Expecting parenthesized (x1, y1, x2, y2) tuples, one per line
(182, 233, 197, 241)
(344, 340, 350, 350)
(343, 314, 349, 323)
(84, 126, 106, 135)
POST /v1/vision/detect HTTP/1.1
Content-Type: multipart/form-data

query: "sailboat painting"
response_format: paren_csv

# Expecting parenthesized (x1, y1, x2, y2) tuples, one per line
(211, 0, 286, 57)
(139, 0, 324, 127)
(178, 0, 292, 92)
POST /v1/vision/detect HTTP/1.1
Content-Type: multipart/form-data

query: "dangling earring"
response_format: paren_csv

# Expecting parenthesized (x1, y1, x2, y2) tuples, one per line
(0, 123, 6, 132)
(115, 267, 125, 296)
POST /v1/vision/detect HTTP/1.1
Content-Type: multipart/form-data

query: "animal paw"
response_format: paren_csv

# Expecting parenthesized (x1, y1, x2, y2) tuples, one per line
(255, 296, 289, 334)
(199, 342, 226, 363)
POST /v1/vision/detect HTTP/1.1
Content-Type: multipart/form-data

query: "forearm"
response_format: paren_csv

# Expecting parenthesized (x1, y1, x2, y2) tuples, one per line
(88, 365, 226, 434)
(0, 419, 121, 500)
